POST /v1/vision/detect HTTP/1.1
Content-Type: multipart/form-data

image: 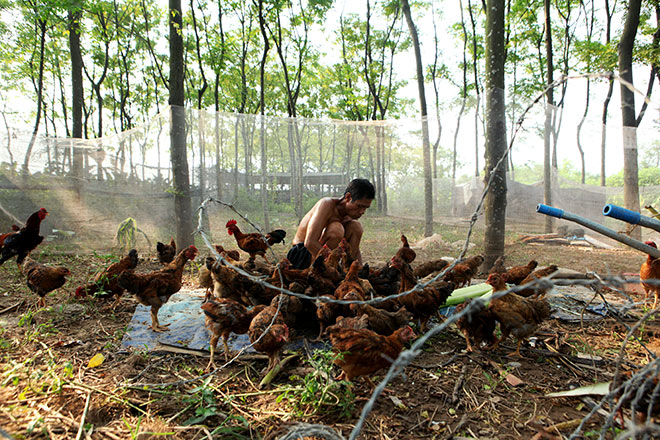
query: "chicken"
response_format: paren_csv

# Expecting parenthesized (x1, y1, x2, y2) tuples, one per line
(0, 208, 48, 266)
(75, 249, 139, 308)
(214, 244, 241, 263)
(517, 264, 559, 298)
(454, 298, 497, 352)
(486, 273, 551, 357)
(393, 256, 455, 331)
(309, 245, 343, 287)
(118, 245, 198, 332)
(270, 293, 303, 329)
(395, 234, 416, 264)
(413, 258, 449, 279)
(610, 368, 660, 424)
(226, 219, 286, 263)
(338, 238, 355, 273)
(328, 325, 416, 386)
(248, 305, 290, 373)
(315, 294, 341, 339)
(156, 238, 176, 265)
(0, 224, 21, 247)
(22, 255, 70, 307)
(488, 256, 507, 275)
(640, 241, 660, 308)
(327, 314, 369, 332)
(443, 255, 484, 288)
(201, 298, 266, 369)
(359, 260, 401, 299)
(205, 257, 266, 306)
(334, 260, 366, 301)
(199, 258, 215, 301)
(504, 260, 538, 285)
(350, 302, 413, 335)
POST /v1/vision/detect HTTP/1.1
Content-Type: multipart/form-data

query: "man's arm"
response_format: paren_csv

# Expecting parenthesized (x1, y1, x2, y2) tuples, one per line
(303, 199, 334, 258)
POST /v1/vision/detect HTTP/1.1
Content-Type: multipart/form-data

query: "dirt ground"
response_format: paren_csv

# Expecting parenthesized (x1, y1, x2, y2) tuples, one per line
(0, 219, 656, 440)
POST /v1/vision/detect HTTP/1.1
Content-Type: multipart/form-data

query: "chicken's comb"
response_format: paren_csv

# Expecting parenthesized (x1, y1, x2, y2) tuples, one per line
(39, 207, 48, 213)
(189, 245, 198, 252)
(226, 219, 237, 228)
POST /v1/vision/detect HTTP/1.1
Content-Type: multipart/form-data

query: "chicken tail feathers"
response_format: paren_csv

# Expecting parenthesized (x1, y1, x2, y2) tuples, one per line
(266, 229, 286, 246)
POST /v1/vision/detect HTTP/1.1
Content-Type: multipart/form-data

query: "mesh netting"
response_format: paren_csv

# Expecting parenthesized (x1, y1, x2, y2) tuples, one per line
(1, 80, 659, 252)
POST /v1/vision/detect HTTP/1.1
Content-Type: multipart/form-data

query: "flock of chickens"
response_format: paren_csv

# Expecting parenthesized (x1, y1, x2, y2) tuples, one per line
(1, 208, 564, 384)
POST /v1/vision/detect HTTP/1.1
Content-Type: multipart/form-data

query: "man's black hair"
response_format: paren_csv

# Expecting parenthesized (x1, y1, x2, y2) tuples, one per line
(344, 178, 375, 201)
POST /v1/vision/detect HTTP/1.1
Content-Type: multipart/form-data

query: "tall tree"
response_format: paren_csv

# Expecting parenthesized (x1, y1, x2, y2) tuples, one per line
(483, 0, 507, 270)
(21, 0, 48, 175)
(69, 0, 84, 185)
(169, 0, 193, 248)
(542, 0, 554, 233)
(619, 0, 642, 239)
(401, 0, 432, 237)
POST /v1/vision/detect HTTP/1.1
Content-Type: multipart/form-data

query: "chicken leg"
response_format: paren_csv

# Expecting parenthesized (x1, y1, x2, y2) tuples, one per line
(206, 334, 220, 371)
(150, 307, 170, 332)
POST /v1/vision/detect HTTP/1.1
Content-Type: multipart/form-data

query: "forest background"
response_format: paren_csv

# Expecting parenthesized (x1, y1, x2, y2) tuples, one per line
(0, 0, 659, 266)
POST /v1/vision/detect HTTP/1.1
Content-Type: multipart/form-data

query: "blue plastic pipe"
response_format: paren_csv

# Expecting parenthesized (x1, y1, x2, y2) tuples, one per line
(603, 204, 660, 234)
(536, 204, 660, 258)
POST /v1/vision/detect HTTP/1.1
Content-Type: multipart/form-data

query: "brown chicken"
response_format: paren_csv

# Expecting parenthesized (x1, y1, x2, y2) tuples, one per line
(156, 238, 176, 265)
(248, 305, 290, 373)
(226, 219, 286, 263)
(395, 234, 416, 264)
(517, 265, 559, 298)
(350, 302, 413, 335)
(393, 256, 455, 331)
(504, 260, 539, 285)
(486, 273, 551, 357)
(270, 293, 304, 329)
(316, 294, 341, 338)
(118, 246, 198, 332)
(413, 258, 449, 279)
(214, 244, 241, 263)
(334, 260, 367, 301)
(205, 257, 271, 306)
(22, 255, 70, 307)
(201, 298, 266, 369)
(327, 314, 369, 332)
(75, 249, 139, 308)
(328, 325, 416, 386)
(443, 255, 484, 288)
(454, 298, 497, 352)
(0, 208, 48, 266)
(489, 256, 507, 275)
(338, 238, 355, 273)
(641, 241, 660, 308)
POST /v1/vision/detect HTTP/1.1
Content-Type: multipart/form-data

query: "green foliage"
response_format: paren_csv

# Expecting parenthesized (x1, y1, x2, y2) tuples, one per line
(183, 376, 222, 425)
(278, 349, 355, 418)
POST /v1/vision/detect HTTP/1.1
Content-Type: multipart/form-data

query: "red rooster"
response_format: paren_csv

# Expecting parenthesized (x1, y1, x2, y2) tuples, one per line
(226, 219, 286, 263)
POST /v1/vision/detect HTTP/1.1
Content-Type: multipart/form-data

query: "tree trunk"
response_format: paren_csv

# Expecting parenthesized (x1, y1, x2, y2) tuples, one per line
(543, 0, 554, 233)
(619, 0, 642, 239)
(600, 0, 614, 187)
(23, 19, 47, 176)
(169, 0, 193, 248)
(402, 0, 433, 237)
(69, 3, 84, 195)
(576, 79, 590, 184)
(483, 0, 507, 270)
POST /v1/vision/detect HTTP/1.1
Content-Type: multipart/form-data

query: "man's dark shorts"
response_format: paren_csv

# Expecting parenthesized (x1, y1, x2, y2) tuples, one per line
(287, 243, 312, 270)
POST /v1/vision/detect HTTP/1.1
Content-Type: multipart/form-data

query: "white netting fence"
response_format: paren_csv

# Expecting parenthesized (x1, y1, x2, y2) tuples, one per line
(1, 76, 659, 250)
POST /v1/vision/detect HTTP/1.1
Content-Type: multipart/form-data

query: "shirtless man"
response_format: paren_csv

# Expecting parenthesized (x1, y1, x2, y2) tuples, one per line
(286, 178, 375, 269)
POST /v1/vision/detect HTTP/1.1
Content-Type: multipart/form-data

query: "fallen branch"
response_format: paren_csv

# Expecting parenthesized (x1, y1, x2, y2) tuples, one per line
(0, 301, 23, 315)
(451, 365, 467, 405)
(75, 391, 92, 440)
